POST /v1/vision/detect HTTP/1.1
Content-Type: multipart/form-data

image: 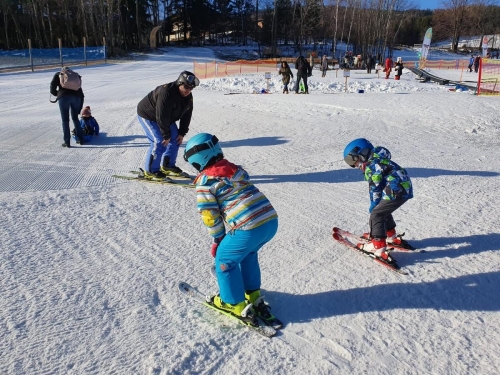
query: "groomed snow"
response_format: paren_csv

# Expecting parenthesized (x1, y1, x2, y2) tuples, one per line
(1, 47, 499, 375)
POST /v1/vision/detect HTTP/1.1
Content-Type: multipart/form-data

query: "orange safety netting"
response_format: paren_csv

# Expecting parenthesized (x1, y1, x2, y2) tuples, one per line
(420, 59, 467, 69)
(478, 58, 500, 95)
(193, 60, 278, 79)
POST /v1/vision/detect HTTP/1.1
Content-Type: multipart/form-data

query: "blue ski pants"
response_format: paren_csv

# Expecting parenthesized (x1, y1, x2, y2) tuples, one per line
(215, 218, 278, 305)
(138, 115, 180, 172)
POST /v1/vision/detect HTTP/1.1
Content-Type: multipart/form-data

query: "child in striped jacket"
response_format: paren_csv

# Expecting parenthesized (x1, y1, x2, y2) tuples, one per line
(184, 133, 279, 319)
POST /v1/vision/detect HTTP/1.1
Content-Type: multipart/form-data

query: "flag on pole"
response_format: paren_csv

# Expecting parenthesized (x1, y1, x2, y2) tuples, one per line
(421, 28, 432, 61)
(482, 36, 489, 57)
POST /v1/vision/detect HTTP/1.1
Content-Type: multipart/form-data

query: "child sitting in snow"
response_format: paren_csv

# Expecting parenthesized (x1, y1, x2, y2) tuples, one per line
(72, 106, 100, 144)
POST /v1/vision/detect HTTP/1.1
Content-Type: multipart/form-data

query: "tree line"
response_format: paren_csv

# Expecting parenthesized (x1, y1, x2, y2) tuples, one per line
(0, 0, 499, 58)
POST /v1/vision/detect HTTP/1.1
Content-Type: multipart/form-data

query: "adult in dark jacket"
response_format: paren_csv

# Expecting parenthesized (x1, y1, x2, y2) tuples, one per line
(50, 67, 85, 147)
(137, 70, 198, 179)
(474, 55, 480, 73)
(293, 55, 312, 94)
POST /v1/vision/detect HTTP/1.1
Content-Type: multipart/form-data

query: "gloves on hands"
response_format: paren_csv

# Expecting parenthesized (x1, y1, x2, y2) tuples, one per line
(210, 235, 225, 258)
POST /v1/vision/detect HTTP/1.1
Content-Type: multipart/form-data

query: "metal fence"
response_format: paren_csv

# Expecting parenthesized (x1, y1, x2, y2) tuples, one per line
(0, 38, 106, 73)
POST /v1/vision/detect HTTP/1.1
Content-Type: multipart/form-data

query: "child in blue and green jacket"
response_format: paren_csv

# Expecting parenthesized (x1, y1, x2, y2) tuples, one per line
(184, 133, 278, 319)
(343, 138, 413, 260)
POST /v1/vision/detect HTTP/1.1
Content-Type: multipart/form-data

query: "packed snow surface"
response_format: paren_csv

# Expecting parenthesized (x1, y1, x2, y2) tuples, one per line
(1, 47, 499, 375)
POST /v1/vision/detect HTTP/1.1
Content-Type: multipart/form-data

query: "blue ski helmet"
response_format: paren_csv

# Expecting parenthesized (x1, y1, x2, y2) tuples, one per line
(184, 133, 223, 171)
(343, 138, 374, 168)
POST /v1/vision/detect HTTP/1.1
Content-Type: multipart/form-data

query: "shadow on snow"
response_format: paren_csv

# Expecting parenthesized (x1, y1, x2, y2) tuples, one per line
(268, 270, 500, 324)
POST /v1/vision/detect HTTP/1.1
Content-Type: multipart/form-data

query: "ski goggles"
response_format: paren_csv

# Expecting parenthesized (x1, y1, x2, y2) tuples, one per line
(183, 74, 200, 89)
(344, 153, 360, 168)
(344, 147, 372, 168)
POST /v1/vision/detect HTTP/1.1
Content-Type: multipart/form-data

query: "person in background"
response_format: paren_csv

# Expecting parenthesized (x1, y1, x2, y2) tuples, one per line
(343, 138, 413, 260)
(366, 55, 373, 74)
(50, 67, 85, 147)
(278, 61, 294, 94)
(293, 55, 312, 94)
(184, 132, 279, 325)
(474, 55, 481, 73)
(394, 57, 403, 80)
(136, 71, 198, 179)
(468, 55, 474, 72)
(384, 57, 393, 79)
(321, 55, 328, 77)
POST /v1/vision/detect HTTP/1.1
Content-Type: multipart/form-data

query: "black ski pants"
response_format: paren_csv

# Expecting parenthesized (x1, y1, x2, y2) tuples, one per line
(369, 199, 408, 239)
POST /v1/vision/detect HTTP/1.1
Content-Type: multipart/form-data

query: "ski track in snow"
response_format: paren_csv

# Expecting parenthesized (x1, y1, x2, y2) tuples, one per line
(1, 47, 500, 375)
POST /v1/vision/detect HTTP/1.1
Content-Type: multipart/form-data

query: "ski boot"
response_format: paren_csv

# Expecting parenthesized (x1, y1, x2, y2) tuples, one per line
(358, 238, 390, 261)
(139, 170, 168, 180)
(245, 290, 283, 329)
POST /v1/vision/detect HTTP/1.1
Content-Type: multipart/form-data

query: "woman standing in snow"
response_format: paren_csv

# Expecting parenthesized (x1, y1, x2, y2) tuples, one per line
(278, 61, 293, 94)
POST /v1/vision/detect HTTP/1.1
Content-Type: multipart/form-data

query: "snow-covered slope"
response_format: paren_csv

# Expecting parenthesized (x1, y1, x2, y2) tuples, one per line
(1, 47, 499, 375)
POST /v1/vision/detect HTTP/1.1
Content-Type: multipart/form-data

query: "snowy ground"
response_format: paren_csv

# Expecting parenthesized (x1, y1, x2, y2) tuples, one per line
(1, 47, 499, 375)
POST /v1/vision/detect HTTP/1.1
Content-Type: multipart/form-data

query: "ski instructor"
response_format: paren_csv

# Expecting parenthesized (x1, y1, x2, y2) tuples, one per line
(137, 70, 199, 179)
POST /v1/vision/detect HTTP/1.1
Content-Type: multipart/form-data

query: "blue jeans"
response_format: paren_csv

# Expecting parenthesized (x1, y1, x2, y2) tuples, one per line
(58, 95, 83, 144)
(215, 218, 278, 305)
(138, 116, 180, 173)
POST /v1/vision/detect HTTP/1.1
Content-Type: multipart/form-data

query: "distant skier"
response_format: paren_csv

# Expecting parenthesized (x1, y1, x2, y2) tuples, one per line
(343, 138, 413, 260)
(184, 133, 279, 320)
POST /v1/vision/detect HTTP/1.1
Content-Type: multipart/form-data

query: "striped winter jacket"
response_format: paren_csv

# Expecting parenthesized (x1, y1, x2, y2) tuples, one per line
(364, 146, 413, 204)
(194, 159, 278, 239)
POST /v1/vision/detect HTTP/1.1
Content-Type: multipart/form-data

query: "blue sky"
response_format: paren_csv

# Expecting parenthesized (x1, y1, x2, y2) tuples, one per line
(418, 0, 437, 9)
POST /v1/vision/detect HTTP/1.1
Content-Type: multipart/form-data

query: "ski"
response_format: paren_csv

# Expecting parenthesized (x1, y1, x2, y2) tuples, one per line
(332, 231, 408, 275)
(178, 282, 276, 338)
(332, 227, 422, 252)
(129, 169, 195, 180)
(111, 174, 195, 188)
(210, 265, 283, 329)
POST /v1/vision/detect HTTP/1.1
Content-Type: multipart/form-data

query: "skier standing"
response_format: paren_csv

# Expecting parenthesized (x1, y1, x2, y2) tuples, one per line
(136, 71, 198, 179)
(343, 138, 413, 260)
(184, 133, 279, 319)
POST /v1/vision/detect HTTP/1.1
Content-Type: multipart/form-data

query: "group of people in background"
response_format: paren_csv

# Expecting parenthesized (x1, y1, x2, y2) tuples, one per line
(277, 53, 405, 94)
(468, 55, 481, 73)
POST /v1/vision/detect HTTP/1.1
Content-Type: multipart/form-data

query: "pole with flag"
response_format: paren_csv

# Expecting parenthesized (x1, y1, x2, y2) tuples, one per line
(420, 28, 432, 68)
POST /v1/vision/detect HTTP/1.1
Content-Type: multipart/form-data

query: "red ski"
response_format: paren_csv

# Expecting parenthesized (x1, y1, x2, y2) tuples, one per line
(332, 229, 408, 275)
(332, 227, 422, 253)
